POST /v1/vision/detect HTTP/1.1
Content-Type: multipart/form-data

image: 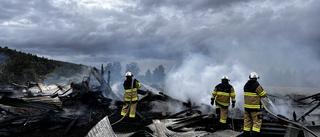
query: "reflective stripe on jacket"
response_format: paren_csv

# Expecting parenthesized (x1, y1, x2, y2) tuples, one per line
(244, 80, 267, 109)
(123, 78, 141, 101)
(211, 83, 236, 107)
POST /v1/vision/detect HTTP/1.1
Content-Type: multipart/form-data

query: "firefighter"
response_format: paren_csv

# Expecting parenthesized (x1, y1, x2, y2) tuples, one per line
(121, 72, 141, 118)
(211, 75, 236, 129)
(242, 72, 267, 137)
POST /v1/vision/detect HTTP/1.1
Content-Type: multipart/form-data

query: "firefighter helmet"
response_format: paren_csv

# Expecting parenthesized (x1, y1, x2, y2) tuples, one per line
(249, 72, 259, 79)
(125, 72, 133, 77)
(221, 75, 229, 80)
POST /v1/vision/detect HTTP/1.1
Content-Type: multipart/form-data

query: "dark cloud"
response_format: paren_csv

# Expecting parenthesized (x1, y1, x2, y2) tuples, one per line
(1, 0, 320, 74)
(136, 0, 252, 12)
(0, 1, 33, 21)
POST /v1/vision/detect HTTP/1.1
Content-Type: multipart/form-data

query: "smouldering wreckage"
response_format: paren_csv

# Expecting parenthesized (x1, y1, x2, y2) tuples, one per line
(0, 67, 319, 137)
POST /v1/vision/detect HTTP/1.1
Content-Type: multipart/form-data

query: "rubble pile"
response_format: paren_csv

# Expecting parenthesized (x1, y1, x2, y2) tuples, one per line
(0, 67, 319, 137)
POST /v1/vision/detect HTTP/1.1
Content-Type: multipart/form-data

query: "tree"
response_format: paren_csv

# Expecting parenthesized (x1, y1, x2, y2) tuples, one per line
(105, 63, 113, 71)
(152, 65, 165, 83)
(105, 62, 122, 82)
(145, 69, 152, 82)
(112, 62, 122, 76)
(125, 62, 140, 77)
(0, 46, 87, 84)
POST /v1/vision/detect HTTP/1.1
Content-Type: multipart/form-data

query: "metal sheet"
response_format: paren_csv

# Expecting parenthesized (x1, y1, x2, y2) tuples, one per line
(86, 116, 117, 137)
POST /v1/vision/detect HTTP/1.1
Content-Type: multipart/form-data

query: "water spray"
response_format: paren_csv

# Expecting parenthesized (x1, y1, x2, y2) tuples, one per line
(140, 82, 161, 93)
(230, 109, 234, 130)
(265, 96, 275, 109)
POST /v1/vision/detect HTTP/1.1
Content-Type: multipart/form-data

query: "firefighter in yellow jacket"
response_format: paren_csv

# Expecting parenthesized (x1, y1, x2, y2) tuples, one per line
(242, 72, 267, 137)
(211, 75, 236, 129)
(121, 72, 141, 118)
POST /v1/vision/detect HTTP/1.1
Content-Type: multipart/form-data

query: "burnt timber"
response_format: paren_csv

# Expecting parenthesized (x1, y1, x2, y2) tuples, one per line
(0, 67, 319, 137)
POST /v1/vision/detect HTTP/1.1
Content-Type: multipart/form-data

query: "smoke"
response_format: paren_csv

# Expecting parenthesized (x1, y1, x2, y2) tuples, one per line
(149, 101, 187, 114)
(109, 52, 320, 121)
(164, 53, 252, 114)
(264, 87, 320, 123)
(44, 65, 91, 84)
(110, 82, 122, 95)
(163, 53, 320, 121)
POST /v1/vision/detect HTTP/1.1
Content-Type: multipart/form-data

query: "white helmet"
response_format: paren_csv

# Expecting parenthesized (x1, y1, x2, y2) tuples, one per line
(125, 72, 133, 77)
(249, 72, 259, 79)
(221, 75, 229, 80)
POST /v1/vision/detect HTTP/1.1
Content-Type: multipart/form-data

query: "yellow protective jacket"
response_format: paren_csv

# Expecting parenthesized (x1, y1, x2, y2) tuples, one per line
(244, 79, 267, 110)
(211, 82, 236, 107)
(123, 78, 141, 102)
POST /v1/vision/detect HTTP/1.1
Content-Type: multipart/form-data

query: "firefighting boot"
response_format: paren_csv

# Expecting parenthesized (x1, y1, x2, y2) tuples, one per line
(221, 123, 227, 130)
(216, 122, 226, 130)
(251, 131, 260, 137)
(237, 131, 251, 137)
(244, 131, 251, 137)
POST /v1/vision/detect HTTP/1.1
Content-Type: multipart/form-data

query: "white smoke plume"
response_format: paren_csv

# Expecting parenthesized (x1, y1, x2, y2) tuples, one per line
(164, 53, 252, 114)
(110, 53, 320, 122)
(164, 53, 320, 121)
(264, 87, 320, 123)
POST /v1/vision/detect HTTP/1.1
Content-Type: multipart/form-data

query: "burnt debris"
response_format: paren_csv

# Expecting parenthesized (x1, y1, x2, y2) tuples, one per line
(0, 67, 319, 137)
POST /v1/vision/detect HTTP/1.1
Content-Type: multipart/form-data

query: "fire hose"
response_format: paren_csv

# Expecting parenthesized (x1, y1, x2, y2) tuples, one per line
(261, 98, 319, 137)
(111, 79, 134, 126)
(230, 109, 234, 130)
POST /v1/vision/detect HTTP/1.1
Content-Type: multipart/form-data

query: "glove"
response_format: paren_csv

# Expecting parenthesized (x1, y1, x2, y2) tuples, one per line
(211, 99, 214, 106)
(232, 101, 236, 108)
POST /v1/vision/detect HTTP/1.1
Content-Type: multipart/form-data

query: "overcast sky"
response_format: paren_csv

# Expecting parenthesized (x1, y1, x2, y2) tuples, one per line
(1, 0, 320, 74)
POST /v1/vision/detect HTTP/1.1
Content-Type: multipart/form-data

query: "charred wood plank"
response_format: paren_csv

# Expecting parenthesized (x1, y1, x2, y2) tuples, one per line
(64, 117, 78, 135)
(296, 92, 320, 102)
(0, 96, 61, 110)
(298, 102, 320, 122)
(261, 98, 319, 137)
(91, 67, 120, 100)
(165, 106, 199, 119)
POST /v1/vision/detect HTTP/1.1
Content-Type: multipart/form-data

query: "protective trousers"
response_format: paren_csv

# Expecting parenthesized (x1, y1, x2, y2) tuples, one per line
(216, 105, 228, 124)
(121, 101, 138, 118)
(244, 109, 262, 133)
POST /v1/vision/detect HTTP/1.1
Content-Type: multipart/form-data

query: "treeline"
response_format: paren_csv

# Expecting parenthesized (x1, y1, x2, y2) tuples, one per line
(105, 62, 166, 84)
(0, 46, 166, 85)
(0, 46, 88, 85)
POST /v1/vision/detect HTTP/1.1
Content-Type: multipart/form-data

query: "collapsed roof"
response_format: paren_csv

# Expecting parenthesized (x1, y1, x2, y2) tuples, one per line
(0, 67, 319, 137)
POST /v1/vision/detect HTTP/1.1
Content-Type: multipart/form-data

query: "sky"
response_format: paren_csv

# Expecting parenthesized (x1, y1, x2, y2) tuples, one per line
(1, 0, 320, 118)
(1, 0, 320, 74)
